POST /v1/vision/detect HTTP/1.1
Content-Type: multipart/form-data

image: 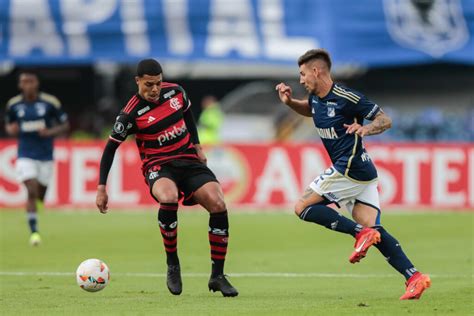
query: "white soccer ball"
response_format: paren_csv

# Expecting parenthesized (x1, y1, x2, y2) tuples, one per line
(76, 258, 110, 292)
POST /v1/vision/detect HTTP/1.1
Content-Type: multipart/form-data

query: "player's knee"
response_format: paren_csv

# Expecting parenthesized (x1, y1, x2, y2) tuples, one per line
(208, 198, 226, 213)
(154, 191, 178, 204)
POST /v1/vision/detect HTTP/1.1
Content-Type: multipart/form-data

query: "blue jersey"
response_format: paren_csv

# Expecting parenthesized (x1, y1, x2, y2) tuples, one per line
(5, 92, 68, 160)
(309, 83, 380, 182)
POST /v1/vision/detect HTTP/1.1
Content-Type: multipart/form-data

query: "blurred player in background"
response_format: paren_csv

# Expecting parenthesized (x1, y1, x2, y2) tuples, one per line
(276, 49, 430, 300)
(95, 59, 238, 297)
(4, 71, 69, 246)
(197, 95, 224, 145)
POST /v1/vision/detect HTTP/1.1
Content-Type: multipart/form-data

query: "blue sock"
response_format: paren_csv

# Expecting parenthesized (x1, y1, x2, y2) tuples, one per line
(373, 226, 417, 280)
(27, 212, 38, 233)
(299, 204, 363, 237)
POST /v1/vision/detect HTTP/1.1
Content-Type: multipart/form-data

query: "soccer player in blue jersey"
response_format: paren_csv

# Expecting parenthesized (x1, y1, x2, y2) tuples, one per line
(276, 49, 430, 300)
(4, 71, 69, 246)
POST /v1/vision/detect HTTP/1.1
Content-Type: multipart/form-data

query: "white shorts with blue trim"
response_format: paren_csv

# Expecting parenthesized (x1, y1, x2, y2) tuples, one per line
(16, 158, 53, 186)
(309, 166, 380, 214)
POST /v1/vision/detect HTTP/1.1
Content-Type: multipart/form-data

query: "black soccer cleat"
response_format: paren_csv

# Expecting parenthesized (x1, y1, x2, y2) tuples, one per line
(208, 274, 238, 297)
(166, 264, 182, 295)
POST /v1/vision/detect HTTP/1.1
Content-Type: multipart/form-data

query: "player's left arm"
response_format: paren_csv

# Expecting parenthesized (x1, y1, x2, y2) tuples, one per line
(345, 110, 392, 137)
(181, 86, 207, 164)
(39, 97, 70, 137)
(343, 94, 392, 137)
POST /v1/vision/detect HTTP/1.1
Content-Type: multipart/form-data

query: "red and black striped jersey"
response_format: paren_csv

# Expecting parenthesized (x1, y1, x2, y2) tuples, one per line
(109, 82, 199, 173)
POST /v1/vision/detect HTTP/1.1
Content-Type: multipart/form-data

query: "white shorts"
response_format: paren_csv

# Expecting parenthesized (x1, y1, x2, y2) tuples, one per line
(309, 166, 380, 214)
(16, 158, 53, 186)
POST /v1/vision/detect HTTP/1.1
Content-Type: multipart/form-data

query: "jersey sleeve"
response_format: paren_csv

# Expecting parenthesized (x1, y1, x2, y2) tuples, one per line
(109, 113, 136, 143)
(178, 86, 192, 112)
(5, 104, 17, 124)
(50, 102, 68, 123)
(352, 95, 380, 121)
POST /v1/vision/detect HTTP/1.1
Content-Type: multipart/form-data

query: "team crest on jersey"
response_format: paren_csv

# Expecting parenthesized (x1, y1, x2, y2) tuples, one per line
(327, 106, 336, 117)
(169, 98, 181, 110)
(35, 103, 46, 116)
(383, 0, 469, 57)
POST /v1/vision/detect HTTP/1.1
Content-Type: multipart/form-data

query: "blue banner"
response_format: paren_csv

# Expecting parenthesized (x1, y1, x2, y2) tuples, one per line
(0, 0, 473, 67)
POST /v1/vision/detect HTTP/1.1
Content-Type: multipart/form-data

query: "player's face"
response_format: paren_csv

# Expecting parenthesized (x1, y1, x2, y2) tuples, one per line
(299, 63, 319, 94)
(136, 74, 163, 102)
(18, 73, 39, 96)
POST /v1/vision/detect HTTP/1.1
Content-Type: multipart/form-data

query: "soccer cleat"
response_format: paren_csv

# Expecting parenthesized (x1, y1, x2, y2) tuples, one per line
(208, 274, 239, 297)
(29, 232, 41, 246)
(166, 264, 182, 295)
(349, 227, 381, 263)
(400, 272, 431, 300)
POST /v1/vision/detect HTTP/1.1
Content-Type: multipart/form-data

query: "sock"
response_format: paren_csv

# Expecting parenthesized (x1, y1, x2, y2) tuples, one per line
(299, 204, 363, 237)
(209, 211, 229, 277)
(373, 226, 417, 280)
(27, 212, 38, 233)
(158, 203, 179, 266)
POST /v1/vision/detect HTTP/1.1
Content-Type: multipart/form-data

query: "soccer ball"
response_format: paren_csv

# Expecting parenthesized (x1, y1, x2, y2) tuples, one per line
(76, 258, 110, 292)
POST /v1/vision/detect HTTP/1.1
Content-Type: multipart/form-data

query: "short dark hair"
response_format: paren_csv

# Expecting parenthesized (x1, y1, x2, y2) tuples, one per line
(17, 69, 39, 81)
(136, 59, 162, 77)
(297, 49, 332, 70)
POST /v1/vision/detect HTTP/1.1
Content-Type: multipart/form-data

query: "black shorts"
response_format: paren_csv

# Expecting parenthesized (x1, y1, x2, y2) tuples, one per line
(145, 159, 218, 206)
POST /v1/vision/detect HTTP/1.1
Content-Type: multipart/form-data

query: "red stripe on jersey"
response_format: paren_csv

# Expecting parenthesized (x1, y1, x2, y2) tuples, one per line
(123, 96, 139, 114)
(135, 101, 185, 130)
(161, 82, 179, 89)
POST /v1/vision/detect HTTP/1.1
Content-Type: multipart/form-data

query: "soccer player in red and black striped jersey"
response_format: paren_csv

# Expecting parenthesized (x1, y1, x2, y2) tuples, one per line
(95, 59, 238, 297)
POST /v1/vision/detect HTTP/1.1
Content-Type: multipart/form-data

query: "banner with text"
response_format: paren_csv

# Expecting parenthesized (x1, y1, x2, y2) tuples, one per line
(1, 0, 473, 67)
(1, 141, 472, 210)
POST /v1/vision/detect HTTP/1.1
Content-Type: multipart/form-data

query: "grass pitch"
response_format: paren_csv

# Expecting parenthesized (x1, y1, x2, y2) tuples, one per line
(0, 209, 472, 315)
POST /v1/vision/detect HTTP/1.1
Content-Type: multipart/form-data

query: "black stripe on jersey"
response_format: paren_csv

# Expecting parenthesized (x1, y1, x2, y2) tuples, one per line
(145, 142, 196, 158)
(139, 111, 183, 135)
(142, 130, 189, 148)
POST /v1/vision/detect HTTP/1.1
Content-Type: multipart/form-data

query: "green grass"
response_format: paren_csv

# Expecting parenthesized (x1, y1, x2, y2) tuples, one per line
(0, 210, 472, 315)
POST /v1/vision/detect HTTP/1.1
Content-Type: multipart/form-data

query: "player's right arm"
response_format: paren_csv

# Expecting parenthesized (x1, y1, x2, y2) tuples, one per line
(4, 98, 20, 136)
(275, 82, 312, 117)
(96, 113, 135, 213)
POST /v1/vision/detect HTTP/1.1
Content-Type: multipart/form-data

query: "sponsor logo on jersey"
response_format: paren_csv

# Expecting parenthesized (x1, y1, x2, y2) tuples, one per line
(383, 0, 469, 57)
(21, 119, 46, 132)
(163, 90, 176, 99)
(137, 106, 150, 116)
(316, 127, 338, 139)
(157, 122, 187, 146)
(147, 116, 156, 123)
(169, 98, 182, 110)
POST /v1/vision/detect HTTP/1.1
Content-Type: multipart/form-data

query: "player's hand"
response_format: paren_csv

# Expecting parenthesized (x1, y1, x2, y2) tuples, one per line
(343, 123, 370, 137)
(275, 82, 293, 105)
(96, 185, 109, 214)
(194, 144, 207, 165)
(5, 122, 20, 136)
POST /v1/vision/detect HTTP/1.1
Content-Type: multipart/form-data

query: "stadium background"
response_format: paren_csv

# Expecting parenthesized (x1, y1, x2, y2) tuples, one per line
(0, 0, 472, 210)
(0, 1, 473, 315)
